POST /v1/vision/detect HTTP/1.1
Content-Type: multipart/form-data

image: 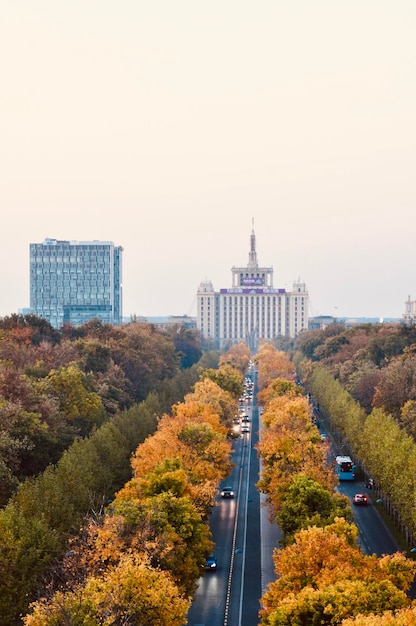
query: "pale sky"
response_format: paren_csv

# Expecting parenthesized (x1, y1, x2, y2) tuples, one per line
(1, 1, 415, 321)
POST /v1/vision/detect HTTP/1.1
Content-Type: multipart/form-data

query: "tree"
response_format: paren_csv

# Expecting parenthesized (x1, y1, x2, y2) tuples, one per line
(0, 313, 60, 346)
(74, 338, 111, 374)
(277, 475, 352, 543)
(372, 352, 416, 420)
(262, 579, 410, 626)
(24, 554, 190, 626)
(185, 377, 237, 424)
(43, 363, 106, 435)
(109, 323, 180, 401)
(255, 343, 295, 389)
(257, 378, 302, 407)
(165, 324, 202, 368)
(201, 364, 244, 397)
(219, 342, 251, 374)
(260, 520, 416, 625)
(401, 399, 416, 439)
(341, 607, 416, 625)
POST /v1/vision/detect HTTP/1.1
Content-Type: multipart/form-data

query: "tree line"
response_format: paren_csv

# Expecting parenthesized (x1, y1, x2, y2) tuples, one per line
(0, 313, 218, 625)
(14, 341, 250, 624)
(294, 322, 416, 547)
(0, 313, 204, 504)
(255, 342, 416, 625)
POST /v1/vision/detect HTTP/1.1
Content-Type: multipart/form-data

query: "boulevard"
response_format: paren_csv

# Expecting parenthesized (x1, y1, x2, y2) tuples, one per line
(187, 376, 413, 625)
(187, 381, 280, 626)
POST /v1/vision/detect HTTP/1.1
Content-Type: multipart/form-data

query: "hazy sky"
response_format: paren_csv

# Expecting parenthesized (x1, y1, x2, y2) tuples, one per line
(1, 1, 415, 321)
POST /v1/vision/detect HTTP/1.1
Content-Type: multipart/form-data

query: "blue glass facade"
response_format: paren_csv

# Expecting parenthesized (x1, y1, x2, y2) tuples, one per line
(30, 239, 123, 328)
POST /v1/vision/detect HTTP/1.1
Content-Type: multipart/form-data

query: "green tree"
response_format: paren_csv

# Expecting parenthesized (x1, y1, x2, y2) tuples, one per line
(277, 475, 352, 542)
(201, 364, 244, 397)
(44, 363, 106, 435)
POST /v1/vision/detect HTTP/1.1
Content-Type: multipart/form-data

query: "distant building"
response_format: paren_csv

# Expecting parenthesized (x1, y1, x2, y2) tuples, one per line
(196, 223, 309, 351)
(30, 238, 123, 328)
(165, 315, 197, 329)
(403, 295, 416, 324)
(308, 315, 336, 330)
(139, 315, 197, 329)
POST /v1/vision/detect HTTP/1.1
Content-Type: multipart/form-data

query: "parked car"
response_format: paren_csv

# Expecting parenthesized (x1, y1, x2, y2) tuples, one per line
(221, 486, 235, 498)
(205, 554, 217, 571)
(241, 424, 250, 434)
(353, 493, 368, 505)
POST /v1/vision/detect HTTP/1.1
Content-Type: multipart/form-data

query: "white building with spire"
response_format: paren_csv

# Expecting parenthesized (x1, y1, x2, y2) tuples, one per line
(197, 224, 309, 350)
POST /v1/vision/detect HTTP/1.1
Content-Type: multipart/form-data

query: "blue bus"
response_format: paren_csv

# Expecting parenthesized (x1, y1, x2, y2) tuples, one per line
(335, 455, 355, 481)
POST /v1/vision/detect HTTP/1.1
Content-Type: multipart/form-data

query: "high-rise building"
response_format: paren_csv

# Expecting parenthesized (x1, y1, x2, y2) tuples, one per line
(30, 239, 123, 328)
(197, 224, 309, 351)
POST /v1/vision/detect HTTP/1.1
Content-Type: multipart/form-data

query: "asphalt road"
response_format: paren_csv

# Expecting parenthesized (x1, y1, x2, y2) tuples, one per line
(186, 384, 280, 626)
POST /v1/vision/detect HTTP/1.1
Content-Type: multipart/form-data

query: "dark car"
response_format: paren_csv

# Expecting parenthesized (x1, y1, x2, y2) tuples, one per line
(221, 486, 234, 498)
(353, 493, 368, 505)
(205, 554, 217, 571)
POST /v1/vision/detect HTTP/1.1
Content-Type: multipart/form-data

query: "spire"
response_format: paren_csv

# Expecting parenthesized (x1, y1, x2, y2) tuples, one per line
(248, 218, 258, 268)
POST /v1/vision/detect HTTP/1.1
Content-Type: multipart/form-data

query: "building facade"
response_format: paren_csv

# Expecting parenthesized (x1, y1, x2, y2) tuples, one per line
(197, 226, 309, 350)
(30, 239, 123, 328)
(403, 295, 416, 324)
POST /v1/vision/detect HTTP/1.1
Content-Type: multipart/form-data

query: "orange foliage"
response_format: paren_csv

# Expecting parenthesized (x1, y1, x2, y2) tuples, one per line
(255, 342, 295, 390)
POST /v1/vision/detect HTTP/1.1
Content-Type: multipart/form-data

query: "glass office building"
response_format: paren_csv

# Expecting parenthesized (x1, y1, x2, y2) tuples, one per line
(30, 239, 123, 328)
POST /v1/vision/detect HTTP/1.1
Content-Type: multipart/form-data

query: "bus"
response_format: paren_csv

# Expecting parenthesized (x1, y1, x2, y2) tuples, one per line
(335, 455, 355, 481)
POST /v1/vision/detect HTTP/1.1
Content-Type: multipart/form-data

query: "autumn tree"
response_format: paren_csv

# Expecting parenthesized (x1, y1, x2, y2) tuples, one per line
(219, 341, 251, 373)
(341, 607, 416, 626)
(372, 351, 416, 420)
(201, 363, 244, 397)
(109, 323, 180, 401)
(257, 377, 302, 407)
(260, 520, 416, 625)
(185, 376, 238, 425)
(24, 554, 190, 626)
(255, 342, 295, 390)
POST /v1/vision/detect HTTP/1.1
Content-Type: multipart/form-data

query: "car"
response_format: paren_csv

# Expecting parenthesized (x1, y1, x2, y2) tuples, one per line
(241, 424, 250, 434)
(353, 493, 368, 506)
(320, 433, 328, 441)
(241, 415, 250, 423)
(229, 427, 240, 439)
(221, 486, 235, 498)
(205, 554, 217, 571)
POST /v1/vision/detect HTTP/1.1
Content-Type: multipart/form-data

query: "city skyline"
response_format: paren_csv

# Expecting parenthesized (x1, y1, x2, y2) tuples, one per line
(1, 2, 415, 322)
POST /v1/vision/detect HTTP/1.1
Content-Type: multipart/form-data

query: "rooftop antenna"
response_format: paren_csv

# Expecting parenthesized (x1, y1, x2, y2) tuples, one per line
(249, 217, 258, 268)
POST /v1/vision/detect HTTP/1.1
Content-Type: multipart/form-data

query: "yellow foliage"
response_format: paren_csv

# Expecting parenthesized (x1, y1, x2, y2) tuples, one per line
(255, 343, 295, 390)
(341, 606, 416, 626)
